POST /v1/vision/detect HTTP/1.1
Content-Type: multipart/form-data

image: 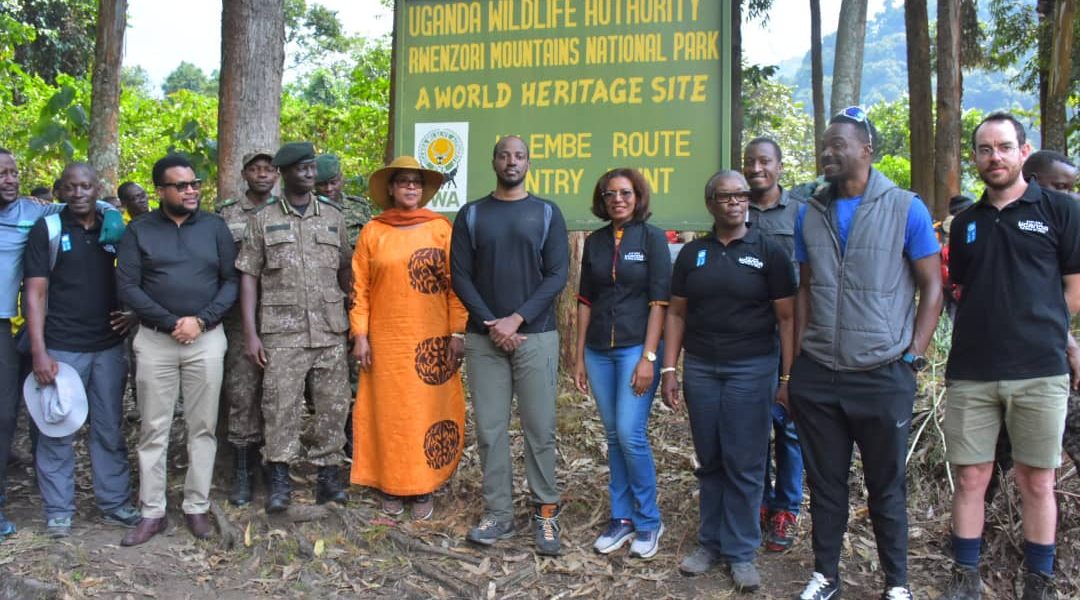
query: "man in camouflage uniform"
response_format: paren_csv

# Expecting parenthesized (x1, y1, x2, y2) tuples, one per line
(314, 154, 373, 246)
(216, 150, 278, 506)
(236, 142, 352, 513)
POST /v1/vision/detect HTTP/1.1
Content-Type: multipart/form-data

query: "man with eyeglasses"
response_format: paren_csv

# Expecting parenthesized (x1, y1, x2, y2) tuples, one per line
(236, 142, 352, 514)
(216, 150, 278, 507)
(0, 148, 125, 541)
(116, 154, 237, 546)
(790, 107, 942, 600)
(939, 113, 1080, 600)
(742, 137, 806, 554)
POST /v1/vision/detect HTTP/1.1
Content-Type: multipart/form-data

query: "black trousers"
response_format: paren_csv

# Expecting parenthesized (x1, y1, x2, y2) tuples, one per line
(789, 355, 916, 587)
(0, 322, 18, 504)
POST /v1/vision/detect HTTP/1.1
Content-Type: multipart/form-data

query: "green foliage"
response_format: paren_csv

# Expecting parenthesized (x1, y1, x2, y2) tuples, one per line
(741, 68, 816, 188)
(162, 62, 218, 97)
(3, 0, 95, 83)
(875, 154, 912, 190)
(120, 65, 153, 95)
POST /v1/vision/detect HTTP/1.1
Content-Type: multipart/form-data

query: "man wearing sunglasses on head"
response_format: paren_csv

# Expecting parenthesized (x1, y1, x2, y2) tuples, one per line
(116, 154, 238, 546)
(789, 107, 943, 600)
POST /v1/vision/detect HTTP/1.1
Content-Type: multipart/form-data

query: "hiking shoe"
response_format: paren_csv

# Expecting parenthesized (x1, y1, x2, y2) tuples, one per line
(678, 544, 720, 576)
(593, 519, 634, 554)
(533, 504, 561, 556)
(0, 509, 14, 538)
(382, 494, 405, 517)
(731, 561, 761, 592)
(102, 505, 141, 528)
(766, 510, 798, 552)
(467, 515, 514, 546)
(629, 522, 664, 559)
(796, 572, 841, 600)
(941, 564, 981, 600)
(411, 494, 434, 521)
(1021, 570, 1055, 600)
(881, 586, 913, 600)
(46, 517, 72, 539)
(760, 506, 770, 532)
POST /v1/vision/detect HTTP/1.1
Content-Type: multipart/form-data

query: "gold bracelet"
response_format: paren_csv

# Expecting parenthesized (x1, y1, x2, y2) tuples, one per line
(660, 367, 677, 375)
(779, 374, 791, 383)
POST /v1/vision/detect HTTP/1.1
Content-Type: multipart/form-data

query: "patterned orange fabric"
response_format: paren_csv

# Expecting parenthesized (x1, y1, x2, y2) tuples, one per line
(348, 215, 467, 495)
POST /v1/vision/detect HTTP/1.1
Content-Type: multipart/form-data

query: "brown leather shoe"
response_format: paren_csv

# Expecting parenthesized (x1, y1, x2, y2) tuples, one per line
(184, 513, 213, 539)
(120, 517, 167, 546)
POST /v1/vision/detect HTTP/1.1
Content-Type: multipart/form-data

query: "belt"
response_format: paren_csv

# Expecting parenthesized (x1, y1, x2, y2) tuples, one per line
(141, 320, 220, 334)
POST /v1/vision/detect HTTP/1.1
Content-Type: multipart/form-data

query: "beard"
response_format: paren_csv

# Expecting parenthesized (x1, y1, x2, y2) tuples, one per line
(162, 199, 195, 217)
(496, 172, 525, 189)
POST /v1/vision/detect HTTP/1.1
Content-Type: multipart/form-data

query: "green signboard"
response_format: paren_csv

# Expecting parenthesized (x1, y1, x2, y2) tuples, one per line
(393, 0, 731, 230)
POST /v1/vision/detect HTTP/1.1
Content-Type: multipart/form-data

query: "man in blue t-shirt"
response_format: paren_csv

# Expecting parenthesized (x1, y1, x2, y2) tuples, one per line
(789, 109, 942, 600)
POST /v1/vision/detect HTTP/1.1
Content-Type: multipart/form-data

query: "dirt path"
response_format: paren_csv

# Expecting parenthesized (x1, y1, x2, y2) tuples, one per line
(1, 389, 1076, 599)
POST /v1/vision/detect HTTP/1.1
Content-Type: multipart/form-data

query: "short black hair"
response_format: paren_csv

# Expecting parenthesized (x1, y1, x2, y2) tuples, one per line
(60, 161, 96, 181)
(0, 148, 13, 157)
(117, 181, 141, 200)
(1023, 150, 1075, 180)
(30, 186, 50, 197)
(744, 137, 783, 162)
(971, 111, 1026, 150)
(152, 154, 195, 186)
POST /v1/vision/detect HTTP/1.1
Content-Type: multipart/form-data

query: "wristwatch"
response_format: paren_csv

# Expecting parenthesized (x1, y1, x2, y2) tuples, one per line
(643, 351, 657, 362)
(902, 352, 928, 372)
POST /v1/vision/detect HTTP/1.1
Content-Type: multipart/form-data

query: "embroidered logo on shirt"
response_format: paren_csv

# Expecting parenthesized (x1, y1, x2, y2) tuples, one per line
(60, 234, 71, 252)
(1016, 220, 1049, 234)
(623, 251, 645, 262)
(738, 255, 764, 269)
(695, 249, 706, 267)
(965, 222, 976, 244)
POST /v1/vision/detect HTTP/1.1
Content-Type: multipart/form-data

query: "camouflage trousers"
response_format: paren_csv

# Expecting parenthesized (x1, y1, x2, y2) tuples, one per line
(262, 342, 350, 466)
(223, 315, 263, 446)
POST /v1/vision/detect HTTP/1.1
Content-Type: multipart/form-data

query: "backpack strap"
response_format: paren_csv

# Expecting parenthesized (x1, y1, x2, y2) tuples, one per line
(44, 213, 62, 271)
(465, 202, 478, 251)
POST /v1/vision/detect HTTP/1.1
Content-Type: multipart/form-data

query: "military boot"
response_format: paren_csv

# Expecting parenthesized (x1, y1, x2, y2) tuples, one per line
(228, 444, 255, 506)
(315, 465, 348, 505)
(266, 462, 291, 514)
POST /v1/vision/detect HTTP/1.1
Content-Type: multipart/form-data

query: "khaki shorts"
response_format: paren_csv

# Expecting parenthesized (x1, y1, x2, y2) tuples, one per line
(944, 375, 1069, 469)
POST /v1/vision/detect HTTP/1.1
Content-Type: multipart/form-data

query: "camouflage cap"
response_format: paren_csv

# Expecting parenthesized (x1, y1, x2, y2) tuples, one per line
(315, 154, 341, 183)
(271, 142, 316, 168)
(242, 150, 274, 169)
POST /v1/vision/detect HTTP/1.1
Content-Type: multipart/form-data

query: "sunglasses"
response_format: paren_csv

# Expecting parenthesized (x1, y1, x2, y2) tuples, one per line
(158, 179, 203, 192)
(601, 189, 634, 200)
(835, 106, 874, 146)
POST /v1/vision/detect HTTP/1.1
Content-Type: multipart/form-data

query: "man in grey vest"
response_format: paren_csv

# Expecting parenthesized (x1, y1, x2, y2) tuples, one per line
(789, 108, 942, 600)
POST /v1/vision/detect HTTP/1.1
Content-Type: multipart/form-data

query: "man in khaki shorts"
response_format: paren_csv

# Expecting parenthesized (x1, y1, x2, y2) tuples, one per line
(940, 112, 1080, 600)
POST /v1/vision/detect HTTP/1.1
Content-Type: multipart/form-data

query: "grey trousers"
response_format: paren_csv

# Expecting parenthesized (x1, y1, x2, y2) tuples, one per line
(465, 331, 560, 522)
(35, 344, 132, 520)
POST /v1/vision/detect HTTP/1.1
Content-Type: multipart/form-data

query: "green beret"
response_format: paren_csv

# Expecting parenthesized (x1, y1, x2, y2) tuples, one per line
(315, 154, 341, 183)
(272, 142, 316, 168)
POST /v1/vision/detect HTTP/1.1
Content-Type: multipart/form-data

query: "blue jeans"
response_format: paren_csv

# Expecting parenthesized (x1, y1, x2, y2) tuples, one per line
(584, 344, 661, 531)
(35, 345, 132, 520)
(762, 401, 804, 514)
(682, 351, 775, 563)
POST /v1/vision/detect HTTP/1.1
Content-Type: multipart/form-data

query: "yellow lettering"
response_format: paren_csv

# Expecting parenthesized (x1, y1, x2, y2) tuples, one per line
(414, 87, 430, 111)
(525, 168, 585, 195)
(611, 130, 692, 158)
(528, 132, 594, 160)
(408, 3, 482, 37)
(432, 84, 512, 109)
(650, 74, 708, 103)
(640, 167, 675, 193)
(673, 31, 719, 61)
(488, 0, 578, 32)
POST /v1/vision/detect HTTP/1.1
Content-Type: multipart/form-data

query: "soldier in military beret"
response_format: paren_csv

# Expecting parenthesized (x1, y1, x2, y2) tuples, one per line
(216, 150, 278, 506)
(315, 154, 374, 247)
(235, 142, 353, 512)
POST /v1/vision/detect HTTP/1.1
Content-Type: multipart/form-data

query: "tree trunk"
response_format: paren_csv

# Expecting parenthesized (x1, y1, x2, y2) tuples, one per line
(385, 8, 398, 164)
(88, 0, 125, 195)
(905, 0, 935, 203)
(810, 0, 825, 171)
(217, 0, 285, 206)
(731, 1, 743, 167)
(830, 0, 869, 114)
(1037, 0, 1054, 146)
(1045, 0, 1076, 153)
(934, 0, 963, 219)
(556, 232, 587, 370)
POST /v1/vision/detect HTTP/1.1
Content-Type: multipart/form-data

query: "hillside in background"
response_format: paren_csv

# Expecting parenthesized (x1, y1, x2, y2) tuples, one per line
(775, 0, 1038, 118)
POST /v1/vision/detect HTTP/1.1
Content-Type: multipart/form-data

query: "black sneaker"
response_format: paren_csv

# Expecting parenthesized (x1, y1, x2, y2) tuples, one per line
(102, 505, 141, 528)
(533, 504, 561, 556)
(796, 572, 841, 600)
(1021, 570, 1055, 600)
(941, 564, 981, 600)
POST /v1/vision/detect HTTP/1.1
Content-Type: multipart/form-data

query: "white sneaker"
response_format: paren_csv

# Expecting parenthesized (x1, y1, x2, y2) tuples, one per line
(629, 522, 664, 559)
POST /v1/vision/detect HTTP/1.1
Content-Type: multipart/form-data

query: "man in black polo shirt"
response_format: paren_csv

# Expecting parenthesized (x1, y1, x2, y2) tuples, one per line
(116, 154, 238, 546)
(23, 163, 139, 538)
(941, 112, 1080, 600)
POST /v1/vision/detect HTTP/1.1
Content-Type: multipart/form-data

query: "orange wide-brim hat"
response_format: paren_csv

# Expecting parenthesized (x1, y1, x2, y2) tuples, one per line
(367, 156, 445, 210)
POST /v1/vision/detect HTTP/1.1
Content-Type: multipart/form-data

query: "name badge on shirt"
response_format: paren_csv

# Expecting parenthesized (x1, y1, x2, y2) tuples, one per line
(695, 249, 706, 267)
(624, 251, 645, 262)
(60, 234, 71, 252)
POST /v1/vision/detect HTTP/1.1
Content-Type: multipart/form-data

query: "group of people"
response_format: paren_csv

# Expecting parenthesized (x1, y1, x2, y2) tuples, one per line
(0, 106, 1078, 600)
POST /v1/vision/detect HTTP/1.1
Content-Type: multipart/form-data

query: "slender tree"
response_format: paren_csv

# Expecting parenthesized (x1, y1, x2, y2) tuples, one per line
(217, 0, 286, 205)
(810, 0, 825, 170)
(934, 0, 962, 219)
(905, 0, 934, 204)
(1046, 0, 1077, 152)
(830, 0, 869, 114)
(731, 0, 743, 166)
(88, 0, 125, 194)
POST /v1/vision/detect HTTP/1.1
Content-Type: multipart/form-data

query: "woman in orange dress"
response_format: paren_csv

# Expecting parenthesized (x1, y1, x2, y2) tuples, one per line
(349, 156, 467, 520)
